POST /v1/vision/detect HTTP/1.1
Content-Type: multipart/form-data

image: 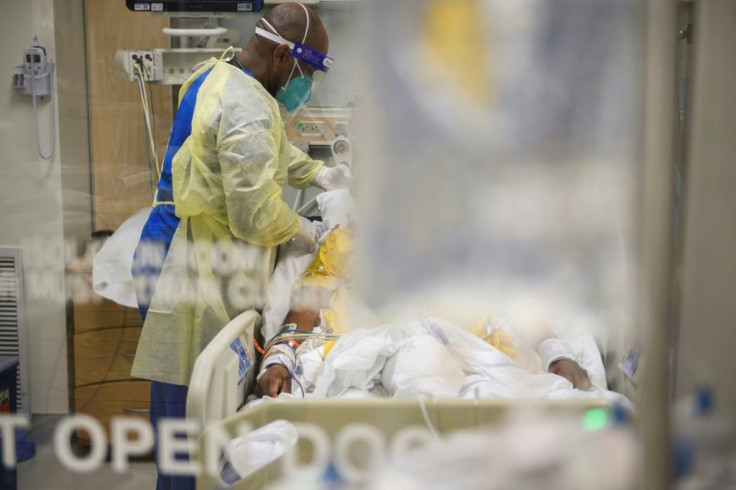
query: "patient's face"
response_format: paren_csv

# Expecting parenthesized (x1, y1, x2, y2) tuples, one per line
(291, 285, 333, 311)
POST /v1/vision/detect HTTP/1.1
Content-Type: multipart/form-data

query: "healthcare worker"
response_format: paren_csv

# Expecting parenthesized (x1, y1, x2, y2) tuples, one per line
(130, 3, 348, 488)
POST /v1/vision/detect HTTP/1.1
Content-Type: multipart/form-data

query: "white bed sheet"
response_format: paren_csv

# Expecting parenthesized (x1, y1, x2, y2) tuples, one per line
(251, 310, 631, 409)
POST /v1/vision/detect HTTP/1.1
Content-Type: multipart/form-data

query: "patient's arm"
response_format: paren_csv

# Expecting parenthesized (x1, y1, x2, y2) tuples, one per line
(514, 312, 595, 390)
(537, 336, 593, 390)
(549, 359, 592, 390)
(256, 364, 291, 398)
(255, 309, 318, 397)
(256, 287, 331, 397)
(257, 227, 350, 398)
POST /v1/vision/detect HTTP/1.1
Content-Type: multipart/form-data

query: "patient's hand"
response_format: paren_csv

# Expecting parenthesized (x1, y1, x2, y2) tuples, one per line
(549, 359, 592, 391)
(256, 365, 292, 398)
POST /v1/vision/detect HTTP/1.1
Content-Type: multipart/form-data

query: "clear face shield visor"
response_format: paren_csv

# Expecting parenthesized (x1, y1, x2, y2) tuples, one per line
(255, 25, 333, 121)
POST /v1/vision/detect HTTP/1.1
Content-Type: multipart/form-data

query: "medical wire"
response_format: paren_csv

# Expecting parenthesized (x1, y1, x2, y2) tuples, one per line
(253, 338, 266, 355)
(264, 331, 342, 352)
(143, 61, 158, 201)
(288, 371, 306, 397)
(133, 62, 161, 178)
(133, 65, 153, 154)
(30, 59, 55, 160)
(417, 396, 440, 441)
(133, 67, 157, 200)
(134, 62, 159, 175)
(140, 103, 155, 202)
(145, 62, 157, 159)
(133, 63, 161, 202)
(274, 328, 322, 337)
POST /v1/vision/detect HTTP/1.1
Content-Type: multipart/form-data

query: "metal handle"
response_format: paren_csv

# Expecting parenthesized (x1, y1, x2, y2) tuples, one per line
(162, 27, 227, 37)
(122, 352, 135, 361)
(122, 408, 150, 415)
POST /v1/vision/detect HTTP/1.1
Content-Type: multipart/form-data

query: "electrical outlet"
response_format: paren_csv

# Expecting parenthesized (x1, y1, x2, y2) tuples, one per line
(296, 120, 326, 137)
(133, 51, 159, 81)
(115, 49, 162, 82)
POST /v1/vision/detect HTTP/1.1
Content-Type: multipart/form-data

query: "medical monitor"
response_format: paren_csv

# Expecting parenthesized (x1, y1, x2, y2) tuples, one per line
(125, 0, 263, 13)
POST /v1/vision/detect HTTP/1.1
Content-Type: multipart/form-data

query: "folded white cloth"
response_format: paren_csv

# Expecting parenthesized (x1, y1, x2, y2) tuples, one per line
(226, 419, 298, 479)
(92, 208, 151, 308)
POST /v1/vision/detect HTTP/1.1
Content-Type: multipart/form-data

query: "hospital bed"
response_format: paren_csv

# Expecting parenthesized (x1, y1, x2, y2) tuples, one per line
(186, 309, 260, 430)
(184, 199, 637, 487)
(186, 308, 624, 489)
(87, 196, 636, 487)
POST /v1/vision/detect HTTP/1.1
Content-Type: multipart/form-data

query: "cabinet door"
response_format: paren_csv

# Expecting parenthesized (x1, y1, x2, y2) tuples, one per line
(74, 380, 150, 441)
(73, 295, 143, 332)
(74, 327, 142, 385)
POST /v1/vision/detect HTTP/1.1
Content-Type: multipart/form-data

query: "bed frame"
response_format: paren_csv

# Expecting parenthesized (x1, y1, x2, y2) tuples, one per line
(186, 309, 260, 430)
(187, 312, 624, 490)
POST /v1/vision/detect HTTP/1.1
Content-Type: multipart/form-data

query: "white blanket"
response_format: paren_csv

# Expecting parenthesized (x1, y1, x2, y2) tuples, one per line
(304, 310, 629, 406)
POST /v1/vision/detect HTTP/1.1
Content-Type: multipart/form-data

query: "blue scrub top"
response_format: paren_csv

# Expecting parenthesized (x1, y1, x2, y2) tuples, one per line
(132, 65, 254, 319)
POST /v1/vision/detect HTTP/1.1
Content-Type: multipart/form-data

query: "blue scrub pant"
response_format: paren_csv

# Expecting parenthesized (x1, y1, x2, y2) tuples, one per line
(150, 381, 194, 490)
(134, 248, 194, 490)
(133, 234, 194, 489)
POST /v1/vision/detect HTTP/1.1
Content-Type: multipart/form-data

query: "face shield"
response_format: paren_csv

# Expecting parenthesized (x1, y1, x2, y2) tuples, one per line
(256, 15, 333, 121)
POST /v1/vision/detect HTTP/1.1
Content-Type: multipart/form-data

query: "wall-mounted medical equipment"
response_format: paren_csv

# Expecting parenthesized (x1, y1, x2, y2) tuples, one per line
(11, 36, 55, 160)
(115, 47, 241, 85)
(286, 108, 352, 149)
(330, 135, 353, 169)
(125, 0, 263, 13)
(117, 0, 249, 86)
(124, 0, 330, 11)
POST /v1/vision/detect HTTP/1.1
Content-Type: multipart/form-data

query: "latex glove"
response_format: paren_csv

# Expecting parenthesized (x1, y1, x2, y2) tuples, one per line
(314, 164, 351, 191)
(256, 365, 291, 398)
(293, 216, 328, 248)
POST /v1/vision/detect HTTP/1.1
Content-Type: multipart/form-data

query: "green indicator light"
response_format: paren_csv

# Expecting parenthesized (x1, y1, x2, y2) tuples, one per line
(583, 408, 608, 431)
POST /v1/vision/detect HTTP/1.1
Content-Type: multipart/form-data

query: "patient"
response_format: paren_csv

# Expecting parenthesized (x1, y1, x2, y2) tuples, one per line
(256, 227, 594, 399)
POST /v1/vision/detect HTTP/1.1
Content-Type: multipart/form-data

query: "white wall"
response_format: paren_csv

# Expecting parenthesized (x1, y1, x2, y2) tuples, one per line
(676, 0, 736, 416)
(0, 0, 69, 413)
(54, 0, 93, 255)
